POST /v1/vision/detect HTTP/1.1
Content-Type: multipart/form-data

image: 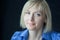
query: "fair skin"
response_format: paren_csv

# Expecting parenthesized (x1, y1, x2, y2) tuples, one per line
(24, 4, 46, 40)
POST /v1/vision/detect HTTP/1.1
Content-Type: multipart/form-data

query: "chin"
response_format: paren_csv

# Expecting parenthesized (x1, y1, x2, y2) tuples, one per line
(26, 25, 36, 30)
(27, 27, 36, 31)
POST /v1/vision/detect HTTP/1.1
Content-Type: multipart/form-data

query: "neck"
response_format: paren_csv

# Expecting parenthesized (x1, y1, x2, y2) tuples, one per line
(28, 29, 42, 40)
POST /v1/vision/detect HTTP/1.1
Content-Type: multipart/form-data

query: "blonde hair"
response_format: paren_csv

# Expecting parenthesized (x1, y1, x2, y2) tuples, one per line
(20, 0, 52, 33)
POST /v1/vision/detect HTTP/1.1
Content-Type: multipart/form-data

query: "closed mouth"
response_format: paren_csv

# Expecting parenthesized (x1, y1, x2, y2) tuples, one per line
(28, 23, 35, 26)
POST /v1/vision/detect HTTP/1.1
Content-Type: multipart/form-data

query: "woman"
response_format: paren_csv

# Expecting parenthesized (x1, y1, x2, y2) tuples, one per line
(11, 0, 60, 40)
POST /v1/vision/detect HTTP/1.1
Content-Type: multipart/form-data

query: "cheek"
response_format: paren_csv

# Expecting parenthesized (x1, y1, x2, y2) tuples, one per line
(35, 17, 44, 26)
(24, 15, 29, 24)
(35, 18, 44, 30)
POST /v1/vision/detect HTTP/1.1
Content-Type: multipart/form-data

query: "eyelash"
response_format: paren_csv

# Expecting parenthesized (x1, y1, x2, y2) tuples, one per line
(36, 13, 41, 16)
(25, 12, 30, 14)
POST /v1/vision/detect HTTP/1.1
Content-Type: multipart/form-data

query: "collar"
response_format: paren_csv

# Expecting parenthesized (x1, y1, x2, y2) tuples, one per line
(19, 29, 51, 40)
(20, 29, 29, 39)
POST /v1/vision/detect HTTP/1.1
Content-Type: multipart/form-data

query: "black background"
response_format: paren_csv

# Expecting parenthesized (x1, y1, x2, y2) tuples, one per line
(1, 0, 60, 40)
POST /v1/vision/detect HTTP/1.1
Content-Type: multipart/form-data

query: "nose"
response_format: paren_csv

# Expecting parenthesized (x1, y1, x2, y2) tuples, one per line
(29, 14, 34, 21)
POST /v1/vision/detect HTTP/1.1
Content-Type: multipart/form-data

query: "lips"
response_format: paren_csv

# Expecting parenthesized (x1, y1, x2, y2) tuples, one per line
(28, 22, 35, 26)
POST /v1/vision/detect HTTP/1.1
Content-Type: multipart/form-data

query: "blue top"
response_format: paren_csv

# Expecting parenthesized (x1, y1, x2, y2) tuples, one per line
(11, 29, 60, 40)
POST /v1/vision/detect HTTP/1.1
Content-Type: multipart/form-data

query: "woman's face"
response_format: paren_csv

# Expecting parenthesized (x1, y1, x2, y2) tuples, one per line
(24, 5, 46, 31)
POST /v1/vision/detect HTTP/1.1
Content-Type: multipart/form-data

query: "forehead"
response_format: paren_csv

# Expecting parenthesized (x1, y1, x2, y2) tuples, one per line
(26, 4, 43, 12)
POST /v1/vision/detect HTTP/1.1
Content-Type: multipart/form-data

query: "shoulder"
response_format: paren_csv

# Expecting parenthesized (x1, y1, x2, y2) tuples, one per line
(51, 31, 60, 40)
(11, 31, 22, 40)
(43, 31, 60, 40)
(11, 29, 28, 40)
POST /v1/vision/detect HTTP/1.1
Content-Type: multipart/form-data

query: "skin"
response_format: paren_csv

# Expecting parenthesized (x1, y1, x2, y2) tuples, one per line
(24, 4, 46, 40)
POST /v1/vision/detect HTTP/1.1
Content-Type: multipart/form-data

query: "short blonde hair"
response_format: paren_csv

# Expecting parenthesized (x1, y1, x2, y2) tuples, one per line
(20, 0, 52, 33)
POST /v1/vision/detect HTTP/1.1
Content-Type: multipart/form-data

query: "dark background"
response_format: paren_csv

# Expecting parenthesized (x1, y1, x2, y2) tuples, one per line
(1, 0, 60, 40)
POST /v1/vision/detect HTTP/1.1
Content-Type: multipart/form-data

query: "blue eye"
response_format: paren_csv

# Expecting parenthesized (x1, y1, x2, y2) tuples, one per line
(35, 13, 41, 17)
(37, 13, 41, 16)
(34, 12, 41, 17)
(27, 12, 30, 14)
(25, 12, 30, 15)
